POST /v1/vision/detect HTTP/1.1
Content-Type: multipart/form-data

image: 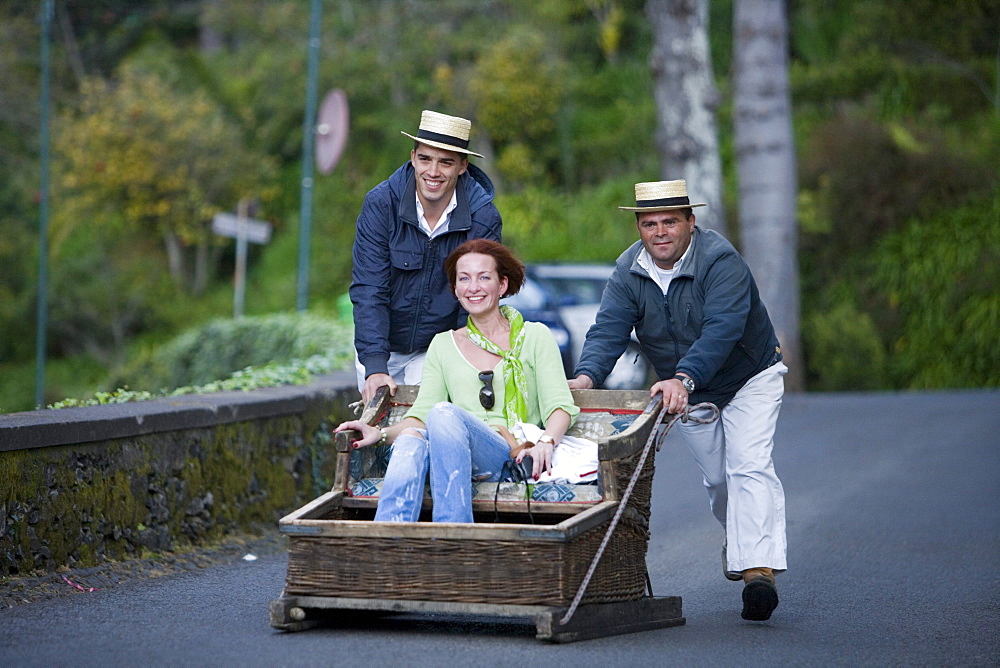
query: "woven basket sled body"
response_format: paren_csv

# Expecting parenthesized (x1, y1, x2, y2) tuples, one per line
(270, 387, 685, 642)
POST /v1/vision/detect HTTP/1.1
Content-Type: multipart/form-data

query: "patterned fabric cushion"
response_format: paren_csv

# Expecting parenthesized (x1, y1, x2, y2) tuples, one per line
(349, 478, 603, 504)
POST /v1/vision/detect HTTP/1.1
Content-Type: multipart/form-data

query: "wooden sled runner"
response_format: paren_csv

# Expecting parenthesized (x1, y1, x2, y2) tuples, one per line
(269, 386, 685, 643)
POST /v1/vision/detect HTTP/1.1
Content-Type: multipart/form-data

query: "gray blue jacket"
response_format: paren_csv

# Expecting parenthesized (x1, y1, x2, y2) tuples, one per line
(351, 161, 502, 378)
(574, 227, 781, 408)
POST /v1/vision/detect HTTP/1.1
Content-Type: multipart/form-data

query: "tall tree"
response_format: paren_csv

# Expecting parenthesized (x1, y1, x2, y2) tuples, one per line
(646, 0, 727, 235)
(732, 0, 803, 390)
(55, 65, 275, 295)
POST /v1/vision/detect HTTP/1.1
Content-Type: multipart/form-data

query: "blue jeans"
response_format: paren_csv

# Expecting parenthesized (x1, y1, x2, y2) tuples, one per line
(374, 402, 512, 523)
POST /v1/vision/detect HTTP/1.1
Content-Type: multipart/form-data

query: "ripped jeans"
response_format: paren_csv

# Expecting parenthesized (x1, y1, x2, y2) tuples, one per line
(374, 402, 512, 523)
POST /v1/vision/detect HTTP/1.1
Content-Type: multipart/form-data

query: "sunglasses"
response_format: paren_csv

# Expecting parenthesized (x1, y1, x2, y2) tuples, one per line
(478, 370, 495, 410)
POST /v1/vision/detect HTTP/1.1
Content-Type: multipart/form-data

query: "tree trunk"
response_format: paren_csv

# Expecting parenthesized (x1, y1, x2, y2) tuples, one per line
(192, 240, 211, 296)
(732, 0, 803, 390)
(646, 0, 727, 236)
(198, 0, 224, 53)
(164, 231, 185, 287)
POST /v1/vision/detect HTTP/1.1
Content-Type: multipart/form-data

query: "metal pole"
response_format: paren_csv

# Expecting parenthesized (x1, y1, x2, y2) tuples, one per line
(35, 0, 54, 408)
(296, 0, 322, 312)
(234, 199, 248, 318)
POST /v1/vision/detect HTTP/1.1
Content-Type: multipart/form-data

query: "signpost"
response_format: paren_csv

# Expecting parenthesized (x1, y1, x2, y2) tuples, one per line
(212, 200, 272, 318)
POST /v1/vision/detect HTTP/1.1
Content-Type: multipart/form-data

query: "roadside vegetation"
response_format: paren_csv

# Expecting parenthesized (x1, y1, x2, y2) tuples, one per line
(0, 0, 996, 412)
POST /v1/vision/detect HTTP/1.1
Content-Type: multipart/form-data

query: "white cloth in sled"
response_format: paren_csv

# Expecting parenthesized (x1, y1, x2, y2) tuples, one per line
(512, 422, 600, 484)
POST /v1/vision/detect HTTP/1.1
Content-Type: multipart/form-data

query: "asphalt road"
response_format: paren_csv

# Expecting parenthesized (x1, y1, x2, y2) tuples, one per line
(2, 390, 998, 666)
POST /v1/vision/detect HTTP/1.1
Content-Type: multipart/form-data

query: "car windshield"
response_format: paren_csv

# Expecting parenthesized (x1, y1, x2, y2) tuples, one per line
(501, 278, 549, 311)
(535, 276, 607, 305)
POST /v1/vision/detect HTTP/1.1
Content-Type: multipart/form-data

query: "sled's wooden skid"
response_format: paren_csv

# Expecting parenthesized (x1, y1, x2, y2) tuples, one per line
(269, 593, 685, 643)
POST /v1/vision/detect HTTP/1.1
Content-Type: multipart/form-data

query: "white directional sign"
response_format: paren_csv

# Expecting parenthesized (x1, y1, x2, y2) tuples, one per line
(211, 212, 272, 245)
(212, 206, 274, 318)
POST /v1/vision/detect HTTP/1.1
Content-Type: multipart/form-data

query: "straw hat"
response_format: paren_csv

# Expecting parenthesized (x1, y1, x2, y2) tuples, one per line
(619, 180, 707, 212)
(401, 110, 484, 159)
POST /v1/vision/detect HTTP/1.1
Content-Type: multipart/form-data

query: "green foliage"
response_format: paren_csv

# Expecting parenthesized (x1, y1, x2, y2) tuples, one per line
(49, 351, 348, 410)
(44, 221, 175, 364)
(868, 195, 1000, 388)
(53, 59, 278, 294)
(803, 298, 888, 392)
(108, 312, 355, 393)
(496, 174, 646, 263)
(471, 27, 565, 188)
(1, 0, 998, 404)
(568, 62, 658, 185)
(798, 113, 996, 298)
(0, 6, 45, 365)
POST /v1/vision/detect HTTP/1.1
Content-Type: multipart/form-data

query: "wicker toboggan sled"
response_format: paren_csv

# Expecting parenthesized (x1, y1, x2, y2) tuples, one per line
(269, 386, 685, 643)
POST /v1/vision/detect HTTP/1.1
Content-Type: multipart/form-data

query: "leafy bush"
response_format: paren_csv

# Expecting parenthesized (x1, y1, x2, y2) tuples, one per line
(869, 195, 1000, 388)
(803, 298, 888, 391)
(108, 313, 355, 393)
(496, 174, 649, 263)
(49, 351, 347, 410)
(802, 194, 999, 391)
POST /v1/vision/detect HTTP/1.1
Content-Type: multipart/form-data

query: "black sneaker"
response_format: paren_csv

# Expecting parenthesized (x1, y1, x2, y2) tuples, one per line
(741, 576, 779, 621)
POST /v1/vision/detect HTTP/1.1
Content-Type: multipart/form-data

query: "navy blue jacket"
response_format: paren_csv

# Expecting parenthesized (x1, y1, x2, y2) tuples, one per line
(574, 227, 781, 408)
(350, 161, 502, 378)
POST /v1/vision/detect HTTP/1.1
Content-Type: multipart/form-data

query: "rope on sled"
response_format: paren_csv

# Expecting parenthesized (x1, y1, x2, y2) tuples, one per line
(559, 400, 720, 626)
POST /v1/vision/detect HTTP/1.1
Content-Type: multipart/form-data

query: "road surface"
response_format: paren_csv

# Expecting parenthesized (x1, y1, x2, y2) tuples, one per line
(2, 390, 997, 665)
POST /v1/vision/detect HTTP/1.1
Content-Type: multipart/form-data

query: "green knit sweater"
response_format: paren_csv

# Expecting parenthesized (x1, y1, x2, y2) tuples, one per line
(405, 321, 580, 429)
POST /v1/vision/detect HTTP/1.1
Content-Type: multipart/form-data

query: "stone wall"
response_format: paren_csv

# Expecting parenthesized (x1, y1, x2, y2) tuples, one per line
(0, 372, 357, 577)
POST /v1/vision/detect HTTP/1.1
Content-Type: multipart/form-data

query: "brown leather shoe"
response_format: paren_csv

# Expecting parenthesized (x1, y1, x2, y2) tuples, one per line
(741, 567, 775, 583)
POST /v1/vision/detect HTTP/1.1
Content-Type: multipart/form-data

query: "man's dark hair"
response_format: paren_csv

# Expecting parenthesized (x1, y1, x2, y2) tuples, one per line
(412, 140, 470, 161)
(634, 207, 693, 221)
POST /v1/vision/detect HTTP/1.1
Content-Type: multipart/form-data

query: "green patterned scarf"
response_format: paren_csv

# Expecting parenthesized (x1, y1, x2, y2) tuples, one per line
(466, 305, 528, 428)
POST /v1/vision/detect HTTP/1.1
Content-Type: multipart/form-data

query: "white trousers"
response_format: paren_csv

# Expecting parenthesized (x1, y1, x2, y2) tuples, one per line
(354, 350, 426, 393)
(675, 362, 788, 573)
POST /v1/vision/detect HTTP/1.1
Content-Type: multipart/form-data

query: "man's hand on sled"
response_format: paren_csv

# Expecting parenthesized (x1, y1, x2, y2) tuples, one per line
(362, 373, 396, 405)
(651, 377, 689, 414)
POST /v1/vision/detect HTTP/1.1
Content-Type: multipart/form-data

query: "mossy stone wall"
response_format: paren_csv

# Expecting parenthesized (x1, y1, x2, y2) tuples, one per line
(0, 373, 356, 576)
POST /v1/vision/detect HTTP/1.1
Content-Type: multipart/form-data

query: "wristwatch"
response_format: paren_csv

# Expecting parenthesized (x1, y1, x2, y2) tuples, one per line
(674, 374, 695, 393)
(537, 434, 555, 446)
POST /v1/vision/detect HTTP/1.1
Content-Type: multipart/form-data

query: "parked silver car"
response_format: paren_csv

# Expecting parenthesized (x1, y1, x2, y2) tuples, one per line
(526, 264, 653, 391)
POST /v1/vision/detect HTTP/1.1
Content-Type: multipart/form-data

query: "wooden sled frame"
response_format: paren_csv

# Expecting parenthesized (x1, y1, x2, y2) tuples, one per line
(270, 387, 685, 642)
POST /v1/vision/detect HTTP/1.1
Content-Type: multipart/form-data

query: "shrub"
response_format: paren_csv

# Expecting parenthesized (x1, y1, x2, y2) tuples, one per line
(803, 298, 888, 391)
(108, 313, 355, 393)
(869, 195, 1000, 388)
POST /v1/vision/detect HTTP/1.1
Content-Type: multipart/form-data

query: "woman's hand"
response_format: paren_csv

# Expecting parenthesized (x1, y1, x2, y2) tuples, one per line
(521, 408, 572, 480)
(516, 439, 554, 481)
(334, 419, 382, 449)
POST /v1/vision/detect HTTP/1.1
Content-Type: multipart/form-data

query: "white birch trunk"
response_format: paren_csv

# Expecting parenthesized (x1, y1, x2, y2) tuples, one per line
(164, 230, 185, 286)
(732, 0, 803, 390)
(646, 0, 727, 236)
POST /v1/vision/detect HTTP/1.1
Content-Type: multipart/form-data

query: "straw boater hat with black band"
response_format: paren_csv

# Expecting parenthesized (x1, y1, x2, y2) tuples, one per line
(619, 180, 707, 212)
(401, 110, 484, 159)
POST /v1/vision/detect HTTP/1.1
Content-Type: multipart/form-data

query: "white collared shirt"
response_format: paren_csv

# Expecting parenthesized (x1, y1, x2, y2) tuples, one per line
(638, 242, 692, 295)
(416, 191, 458, 238)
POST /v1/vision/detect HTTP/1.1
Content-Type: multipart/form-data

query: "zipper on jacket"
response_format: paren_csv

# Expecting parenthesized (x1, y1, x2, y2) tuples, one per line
(409, 238, 435, 352)
(664, 298, 682, 363)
